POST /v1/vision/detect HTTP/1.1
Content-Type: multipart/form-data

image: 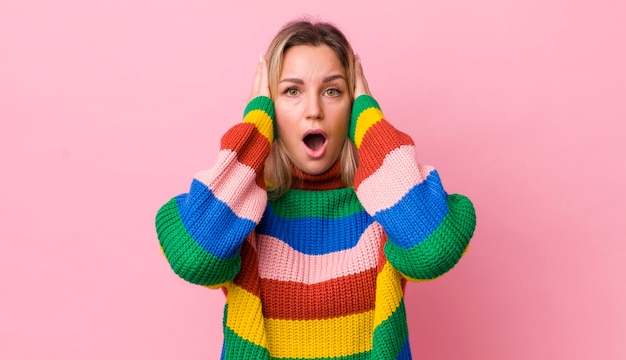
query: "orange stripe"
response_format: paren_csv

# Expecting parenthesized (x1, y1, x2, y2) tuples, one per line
(260, 267, 377, 320)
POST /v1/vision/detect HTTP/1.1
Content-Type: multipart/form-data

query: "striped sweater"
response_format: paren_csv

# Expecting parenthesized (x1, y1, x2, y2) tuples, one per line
(156, 95, 476, 359)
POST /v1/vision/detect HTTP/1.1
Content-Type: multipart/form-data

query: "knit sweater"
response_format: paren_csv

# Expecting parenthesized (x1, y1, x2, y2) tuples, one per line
(155, 95, 476, 359)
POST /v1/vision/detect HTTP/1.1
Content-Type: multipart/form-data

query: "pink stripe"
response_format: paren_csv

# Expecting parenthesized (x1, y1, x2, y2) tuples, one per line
(257, 223, 384, 284)
(356, 145, 435, 214)
(195, 149, 267, 223)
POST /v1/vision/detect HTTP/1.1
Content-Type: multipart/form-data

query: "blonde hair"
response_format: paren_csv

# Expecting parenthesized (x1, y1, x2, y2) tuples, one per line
(263, 19, 358, 199)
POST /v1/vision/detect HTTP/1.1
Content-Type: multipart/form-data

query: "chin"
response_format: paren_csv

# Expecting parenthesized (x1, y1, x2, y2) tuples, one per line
(299, 165, 328, 175)
(296, 160, 333, 175)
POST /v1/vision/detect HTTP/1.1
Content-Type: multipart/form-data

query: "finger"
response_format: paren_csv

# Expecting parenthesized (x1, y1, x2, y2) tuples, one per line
(259, 54, 270, 97)
(354, 55, 370, 98)
(252, 62, 261, 91)
(250, 54, 265, 101)
(355, 54, 363, 77)
(353, 55, 361, 95)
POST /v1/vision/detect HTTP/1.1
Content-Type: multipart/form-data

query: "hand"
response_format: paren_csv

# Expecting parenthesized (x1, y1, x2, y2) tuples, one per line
(354, 54, 371, 99)
(249, 53, 271, 102)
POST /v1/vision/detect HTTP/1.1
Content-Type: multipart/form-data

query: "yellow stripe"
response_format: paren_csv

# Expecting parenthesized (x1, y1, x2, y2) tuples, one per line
(225, 284, 267, 347)
(266, 311, 374, 358)
(354, 107, 384, 148)
(243, 109, 274, 143)
(373, 261, 404, 328)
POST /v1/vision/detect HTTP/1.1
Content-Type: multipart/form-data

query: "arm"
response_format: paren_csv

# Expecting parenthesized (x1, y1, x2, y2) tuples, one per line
(155, 57, 274, 287)
(349, 58, 476, 281)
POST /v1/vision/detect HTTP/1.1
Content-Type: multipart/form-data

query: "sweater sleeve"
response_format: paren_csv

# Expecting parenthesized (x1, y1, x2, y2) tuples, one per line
(349, 95, 476, 281)
(155, 96, 274, 287)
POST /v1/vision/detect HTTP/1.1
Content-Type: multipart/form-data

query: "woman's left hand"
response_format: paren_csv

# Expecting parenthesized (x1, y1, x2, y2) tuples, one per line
(249, 53, 271, 102)
(354, 54, 371, 99)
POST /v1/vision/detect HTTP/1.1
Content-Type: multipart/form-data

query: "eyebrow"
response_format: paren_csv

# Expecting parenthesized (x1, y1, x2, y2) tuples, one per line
(279, 74, 346, 84)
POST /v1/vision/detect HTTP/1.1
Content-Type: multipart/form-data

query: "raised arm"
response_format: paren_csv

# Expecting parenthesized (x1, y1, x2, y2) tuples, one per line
(155, 57, 274, 287)
(349, 57, 476, 281)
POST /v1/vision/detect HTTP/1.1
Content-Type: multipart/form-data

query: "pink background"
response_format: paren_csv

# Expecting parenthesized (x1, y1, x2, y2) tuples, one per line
(2, 0, 625, 359)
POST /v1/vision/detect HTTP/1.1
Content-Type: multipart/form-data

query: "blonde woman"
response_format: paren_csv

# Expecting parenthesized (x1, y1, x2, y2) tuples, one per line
(156, 19, 476, 359)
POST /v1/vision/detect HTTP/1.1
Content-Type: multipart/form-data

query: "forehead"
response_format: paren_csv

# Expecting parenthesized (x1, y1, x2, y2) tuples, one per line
(280, 44, 345, 79)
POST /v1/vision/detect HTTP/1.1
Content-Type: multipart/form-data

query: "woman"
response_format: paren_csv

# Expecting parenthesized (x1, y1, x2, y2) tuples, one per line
(156, 19, 476, 359)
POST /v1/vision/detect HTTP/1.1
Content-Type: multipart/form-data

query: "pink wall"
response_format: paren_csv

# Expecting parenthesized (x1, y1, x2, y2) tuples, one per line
(2, 0, 625, 359)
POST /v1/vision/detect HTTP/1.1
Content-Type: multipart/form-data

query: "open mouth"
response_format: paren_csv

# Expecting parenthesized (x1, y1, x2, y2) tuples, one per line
(303, 132, 327, 151)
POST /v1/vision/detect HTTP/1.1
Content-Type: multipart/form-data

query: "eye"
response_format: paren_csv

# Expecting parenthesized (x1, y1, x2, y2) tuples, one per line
(325, 88, 342, 97)
(284, 87, 300, 96)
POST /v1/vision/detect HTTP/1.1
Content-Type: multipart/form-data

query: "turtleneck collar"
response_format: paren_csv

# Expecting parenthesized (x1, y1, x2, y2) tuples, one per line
(290, 160, 345, 191)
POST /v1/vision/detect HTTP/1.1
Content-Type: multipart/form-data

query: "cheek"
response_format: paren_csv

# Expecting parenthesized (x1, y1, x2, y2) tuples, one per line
(274, 115, 300, 144)
(274, 105, 293, 136)
(330, 105, 351, 137)
(274, 100, 308, 142)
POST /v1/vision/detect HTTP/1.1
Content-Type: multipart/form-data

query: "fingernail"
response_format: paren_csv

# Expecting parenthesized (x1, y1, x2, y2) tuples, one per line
(259, 53, 264, 63)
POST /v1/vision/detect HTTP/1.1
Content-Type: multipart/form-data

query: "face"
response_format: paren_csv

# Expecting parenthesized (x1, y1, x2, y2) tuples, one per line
(274, 44, 351, 175)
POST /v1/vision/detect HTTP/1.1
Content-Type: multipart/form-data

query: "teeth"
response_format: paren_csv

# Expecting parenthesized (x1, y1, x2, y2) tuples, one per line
(304, 133, 326, 150)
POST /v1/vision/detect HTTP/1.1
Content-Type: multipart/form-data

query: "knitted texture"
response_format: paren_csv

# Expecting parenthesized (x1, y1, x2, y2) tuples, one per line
(156, 95, 476, 359)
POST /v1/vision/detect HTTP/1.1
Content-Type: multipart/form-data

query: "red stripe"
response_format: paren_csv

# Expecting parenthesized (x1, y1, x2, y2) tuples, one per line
(232, 234, 261, 298)
(221, 123, 271, 188)
(260, 267, 377, 320)
(378, 232, 389, 274)
(354, 121, 414, 189)
(291, 160, 343, 190)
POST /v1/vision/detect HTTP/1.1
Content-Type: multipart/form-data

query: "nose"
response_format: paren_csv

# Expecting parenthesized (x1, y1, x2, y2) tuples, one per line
(305, 94, 324, 120)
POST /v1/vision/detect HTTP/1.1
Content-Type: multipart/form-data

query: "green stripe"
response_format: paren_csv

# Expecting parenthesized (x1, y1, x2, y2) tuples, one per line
(223, 326, 271, 359)
(385, 194, 476, 280)
(372, 300, 408, 359)
(349, 95, 381, 142)
(244, 96, 275, 119)
(156, 198, 241, 286)
(269, 188, 365, 219)
(223, 304, 271, 359)
(244, 96, 276, 141)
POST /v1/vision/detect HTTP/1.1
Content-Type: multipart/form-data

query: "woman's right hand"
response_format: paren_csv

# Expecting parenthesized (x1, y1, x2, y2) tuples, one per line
(249, 54, 271, 102)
